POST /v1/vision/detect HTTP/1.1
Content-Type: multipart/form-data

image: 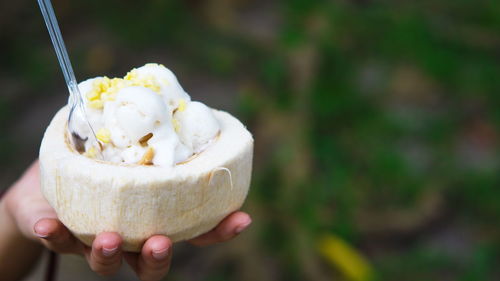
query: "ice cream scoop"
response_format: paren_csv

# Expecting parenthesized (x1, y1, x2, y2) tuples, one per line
(73, 64, 221, 166)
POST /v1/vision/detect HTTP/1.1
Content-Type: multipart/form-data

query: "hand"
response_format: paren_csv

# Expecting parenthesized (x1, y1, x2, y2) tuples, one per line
(4, 160, 252, 281)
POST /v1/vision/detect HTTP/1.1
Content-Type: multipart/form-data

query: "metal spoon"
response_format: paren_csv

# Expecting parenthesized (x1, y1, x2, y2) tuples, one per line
(37, 0, 102, 157)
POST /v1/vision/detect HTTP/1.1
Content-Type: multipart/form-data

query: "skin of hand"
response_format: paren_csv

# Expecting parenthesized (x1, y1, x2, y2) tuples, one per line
(2, 160, 252, 281)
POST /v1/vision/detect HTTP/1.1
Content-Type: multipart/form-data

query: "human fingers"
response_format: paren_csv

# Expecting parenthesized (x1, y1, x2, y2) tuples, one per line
(133, 235, 172, 281)
(84, 232, 123, 276)
(33, 218, 84, 254)
(188, 211, 252, 247)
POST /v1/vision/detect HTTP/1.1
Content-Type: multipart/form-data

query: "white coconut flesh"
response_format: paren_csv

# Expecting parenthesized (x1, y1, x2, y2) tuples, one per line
(39, 65, 253, 252)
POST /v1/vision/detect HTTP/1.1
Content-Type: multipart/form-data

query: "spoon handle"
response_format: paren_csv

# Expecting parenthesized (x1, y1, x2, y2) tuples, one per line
(37, 0, 82, 106)
(37, 0, 102, 159)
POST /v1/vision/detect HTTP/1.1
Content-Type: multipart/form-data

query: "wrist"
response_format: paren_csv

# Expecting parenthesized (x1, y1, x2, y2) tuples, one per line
(0, 195, 44, 281)
(1, 193, 43, 247)
(0, 194, 21, 238)
(2, 187, 18, 228)
(2, 186, 36, 241)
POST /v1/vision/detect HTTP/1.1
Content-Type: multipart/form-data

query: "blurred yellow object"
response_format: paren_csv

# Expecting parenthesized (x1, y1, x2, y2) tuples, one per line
(317, 234, 374, 281)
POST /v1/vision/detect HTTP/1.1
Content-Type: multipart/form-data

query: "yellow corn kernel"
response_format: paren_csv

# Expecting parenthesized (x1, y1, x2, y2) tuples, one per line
(102, 76, 111, 86)
(96, 128, 111, 143)
(88, 100, 104, 109)
(83, 146, 97, 158)
(99, 82, 109, 92)
(171, 118, 180, 132)
(110, 78, 123, 87)
(177, 99, 186, 112)
(145, 82, 161, 93)
(86, 90, 100, 101)
(124, 69, 138, 81)
(126, 71, 162, 93)
(123, 79, 134, 88)
(138, 75, 160, 93)
(92, 78, 102, 88)
(93, 78, 105, 90)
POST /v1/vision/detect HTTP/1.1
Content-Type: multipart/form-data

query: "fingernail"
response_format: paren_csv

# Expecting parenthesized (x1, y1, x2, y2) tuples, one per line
(152, 247, 169, 261)
(35, 231, 49, 238)
(235, 219, 252, 234)
(102, 246, 119, 257)
(34, 227, 49, 238)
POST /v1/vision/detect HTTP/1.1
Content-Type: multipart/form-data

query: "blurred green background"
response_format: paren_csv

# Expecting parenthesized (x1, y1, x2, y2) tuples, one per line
(1, 0, 499, 280)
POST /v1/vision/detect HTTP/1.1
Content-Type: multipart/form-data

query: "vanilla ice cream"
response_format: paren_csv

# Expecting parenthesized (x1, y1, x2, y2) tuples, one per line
(73, 63, 220, 166)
